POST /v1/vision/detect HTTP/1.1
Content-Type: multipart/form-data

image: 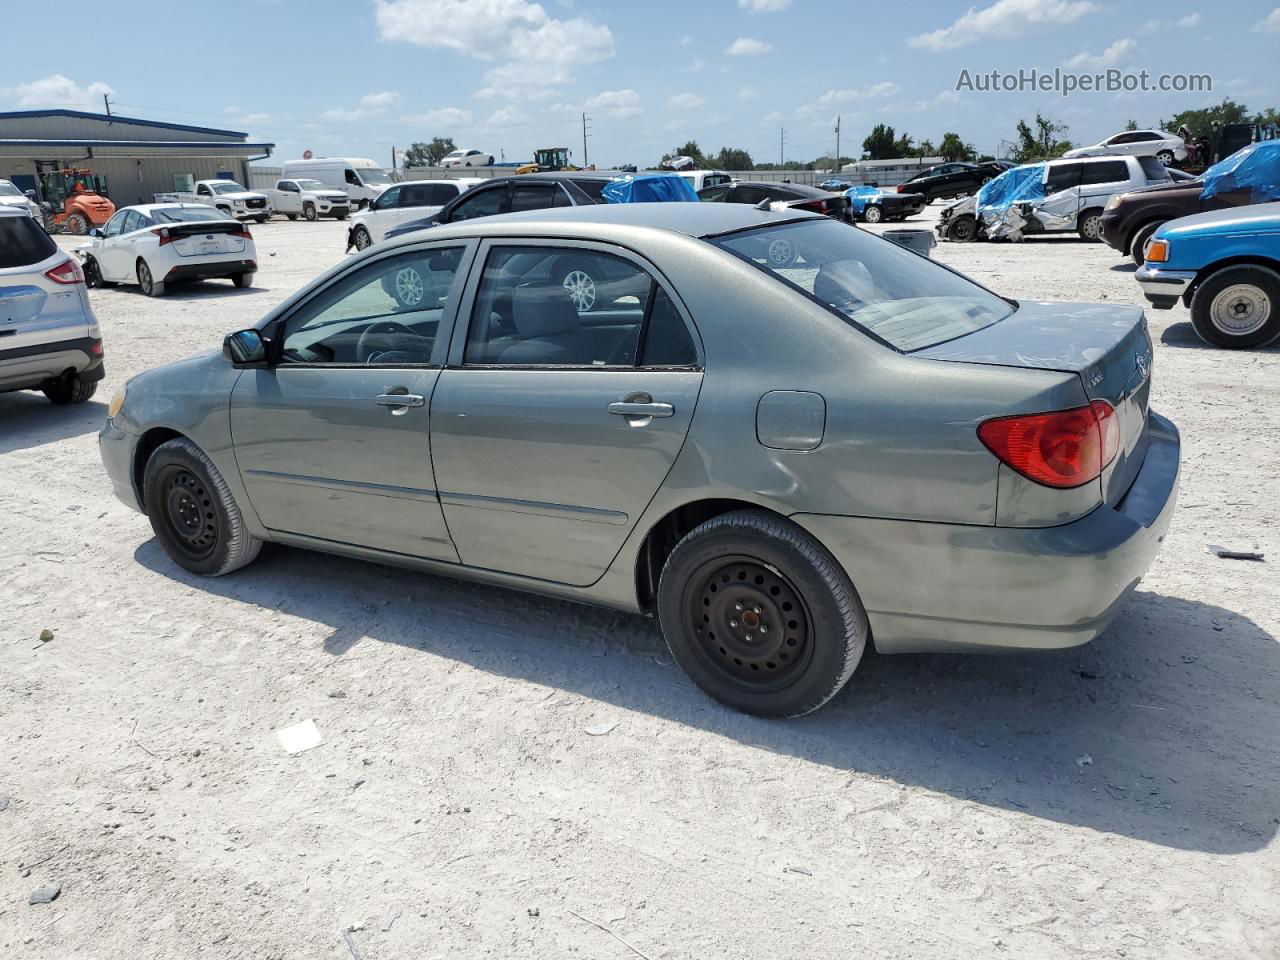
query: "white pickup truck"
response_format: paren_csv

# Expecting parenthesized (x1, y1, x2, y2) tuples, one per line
(263, 179, 350, 221)
(154, 180, 271, 222)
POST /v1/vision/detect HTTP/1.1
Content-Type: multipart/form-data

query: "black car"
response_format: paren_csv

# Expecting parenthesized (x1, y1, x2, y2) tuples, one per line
(378, 172, 614, 244)
(896, 161, 1010, 202)
(697, 180, 851, 220)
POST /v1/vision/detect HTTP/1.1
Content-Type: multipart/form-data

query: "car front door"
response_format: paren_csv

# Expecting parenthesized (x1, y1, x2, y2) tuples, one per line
(1037, 161, 1084, 230)
(364, 184, 402, 241)
(229, 242, 474, 560)
(95, 209, 131, 280)
(429, 240, 704, 586)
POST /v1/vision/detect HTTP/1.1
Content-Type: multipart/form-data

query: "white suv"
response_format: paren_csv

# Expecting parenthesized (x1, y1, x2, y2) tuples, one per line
(347, 178, 482, 249)
(1063, 129, 1187, 166)
(1028, 155, 1171, 241)
(0, 206, 104, 404)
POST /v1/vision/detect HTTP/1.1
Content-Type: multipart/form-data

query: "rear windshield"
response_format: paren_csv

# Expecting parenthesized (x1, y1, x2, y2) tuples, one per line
(154, 206, 230, 223)
(710, 219, 1013, 351)
(0, 216, 57, 268)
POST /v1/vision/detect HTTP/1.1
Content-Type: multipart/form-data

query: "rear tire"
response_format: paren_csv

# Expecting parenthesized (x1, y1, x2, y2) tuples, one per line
(1077, 208, 1104, 242)
(1129, 221, 1162, 266)
(255, 215, 268, 224)
(68, 212, 89, 235)
(303, 203, 318, 222)
(862, 205, 883, 224)
(286, 213, 298, 221)
(42, 373, 98, 405)
(137, 259, 165, 298)
(143, 437, 262, 577)
(232, 272, 254, 289)
(1189, 265, 1280, 349)
(1156, 150, 1175, 167)
(657, 510, 868, 718)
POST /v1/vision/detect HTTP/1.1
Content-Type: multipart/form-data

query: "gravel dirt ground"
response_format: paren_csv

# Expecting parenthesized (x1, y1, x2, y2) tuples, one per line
(2, 206, 1277, 960)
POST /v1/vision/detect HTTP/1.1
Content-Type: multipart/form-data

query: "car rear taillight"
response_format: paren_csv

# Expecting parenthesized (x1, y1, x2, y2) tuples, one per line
(45, 259, 85, 285)
(895, 184, 905, 193)
(151, 227, 175, 246)
(978, 400, 1120, 489)
(232, 226, 252, 240)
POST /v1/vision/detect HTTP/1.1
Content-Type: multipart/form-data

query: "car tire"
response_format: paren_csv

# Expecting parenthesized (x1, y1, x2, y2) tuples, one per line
(286, 213, 298, 221)
(1077, 208, 1104, 242)
(143, 437, 263, 577)
(946, 214, 978, 242)
(303, 203, 318, 222)
(232, 272, 254, 289)
(557, 258, 600, 311)
(335, 211, 348, 221)
(1129, 221, 1163, 267)
(862, 205, 883, 224)
(1189, 265, 1280, 349)
(255, 216, 268, 224)
(657, 510, 869, 718)
(137, 259, 165, 297)
(216, 206, 232, 218)
(83, 255, 114, 288)
(1156, 150, 1175, 167)
(353, 226, 373, 251)
(42, 373, 98, 405)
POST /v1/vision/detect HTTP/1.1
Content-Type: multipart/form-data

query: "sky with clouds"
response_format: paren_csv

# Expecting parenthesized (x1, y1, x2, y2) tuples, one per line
(2, 0, 1277, 168)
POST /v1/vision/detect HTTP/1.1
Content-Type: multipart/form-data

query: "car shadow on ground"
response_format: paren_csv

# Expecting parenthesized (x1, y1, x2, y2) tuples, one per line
(135, 539, 1279, 856)
(1161, 322, 1280, 352)
(1110, 263, 1138, 273)
(0, 393, 106, 455)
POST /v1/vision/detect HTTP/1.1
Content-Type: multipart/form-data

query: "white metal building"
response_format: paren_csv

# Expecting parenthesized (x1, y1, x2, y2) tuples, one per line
(0, 109, 274, 208)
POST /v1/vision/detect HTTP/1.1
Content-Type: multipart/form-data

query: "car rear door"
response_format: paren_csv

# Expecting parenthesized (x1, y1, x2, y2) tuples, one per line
(429, 239, 703, 586)
(1078, 160, 1131, 210)
(1037, 161, 1084, 230)
(229, 241, 475, 560)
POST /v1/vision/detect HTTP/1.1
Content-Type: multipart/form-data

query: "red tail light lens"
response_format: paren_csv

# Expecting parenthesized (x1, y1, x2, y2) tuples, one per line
(45, 259, 85, 285)
(978, 400, 1120, 488)
(895, 184, 905, 193)
(151, 227, 174, 246)
(232, 226, 252, 240)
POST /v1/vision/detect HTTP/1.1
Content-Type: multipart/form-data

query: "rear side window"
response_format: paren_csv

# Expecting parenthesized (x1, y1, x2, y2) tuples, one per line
(1081, 161, 1129, 186)
(734, 184, 768, 204)
(1138, 156, 1171, 182)
(449, 186, 506, 221)
(399, 183, 432, 207)
(569, 179, 608, 202)
(0, 216, 56, 268)
(640, 288, 697, 366)
(510, 184, 558, 212)
(431, 183, 460, 205)
(1045, 162, 1083, 193)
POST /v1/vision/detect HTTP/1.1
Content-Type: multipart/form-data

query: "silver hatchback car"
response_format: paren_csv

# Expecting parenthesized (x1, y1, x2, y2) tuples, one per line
(100, 204, 1179, 717)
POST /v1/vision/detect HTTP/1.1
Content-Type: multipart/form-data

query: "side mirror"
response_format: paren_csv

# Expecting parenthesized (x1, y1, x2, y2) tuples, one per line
(24, 189, 37, 200)
(89, 227, 103, 238)
(223, 328, 267, 366)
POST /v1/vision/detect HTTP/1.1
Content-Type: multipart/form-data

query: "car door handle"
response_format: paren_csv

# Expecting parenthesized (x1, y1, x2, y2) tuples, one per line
(375, 393, 425, 414)
(608, 401, 674, 418)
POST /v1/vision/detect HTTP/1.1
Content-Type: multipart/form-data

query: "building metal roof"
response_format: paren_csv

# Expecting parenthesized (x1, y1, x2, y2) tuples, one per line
(0, 140, 274, 159)
(0, 109, 249, 139)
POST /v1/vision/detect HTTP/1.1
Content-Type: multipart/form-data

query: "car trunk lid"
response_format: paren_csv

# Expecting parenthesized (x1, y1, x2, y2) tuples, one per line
(916, 301, 1152, 504)
(161, 221, 248, 258)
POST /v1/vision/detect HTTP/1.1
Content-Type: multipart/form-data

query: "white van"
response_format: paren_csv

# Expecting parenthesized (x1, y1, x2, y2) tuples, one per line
(280, 158, 393, 209)
(1033, 155, 1170, 240)
(676, 170, 733, 192)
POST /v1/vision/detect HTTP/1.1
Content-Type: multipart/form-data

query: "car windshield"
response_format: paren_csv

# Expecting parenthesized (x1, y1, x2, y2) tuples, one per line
(153, 206, 230, 223)
(357, 167, 392, 185)
(294, 179, 327, 190)
(210, 182, 248, 195)
(710, 219, 1013, 351)
(0, 181, 23, 197)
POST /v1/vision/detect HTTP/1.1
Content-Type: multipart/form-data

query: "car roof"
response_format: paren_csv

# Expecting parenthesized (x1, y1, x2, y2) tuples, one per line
(386, 201, 821, 247)
(128, 203, 225, 215)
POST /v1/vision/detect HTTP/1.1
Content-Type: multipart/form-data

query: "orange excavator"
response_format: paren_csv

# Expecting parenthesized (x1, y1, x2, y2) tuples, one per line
(36, 166, 116, 235)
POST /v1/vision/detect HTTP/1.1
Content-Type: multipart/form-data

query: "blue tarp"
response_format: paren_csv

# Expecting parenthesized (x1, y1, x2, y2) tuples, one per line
(602, 173, 699, 203)
(976, 162, 1046, 218)
(844, 185, 885, 215)
(1200, 140, 1280, 204)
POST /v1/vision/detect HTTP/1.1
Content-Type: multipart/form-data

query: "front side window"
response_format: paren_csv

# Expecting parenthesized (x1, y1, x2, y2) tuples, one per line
(121, 210, 144, 234)
(699, 184, 731, 202)
(448, 186, 507, 222)
(345, 169, 361, 185)
(374, 185, 402, 209)
(733, 184, 767, 204)
(464, 246, 660, 366)
(103, 210, 129, 237)
(196, 184, 212, 196)
(278, 247, 465, 366)
(710, 219, 1013, 352)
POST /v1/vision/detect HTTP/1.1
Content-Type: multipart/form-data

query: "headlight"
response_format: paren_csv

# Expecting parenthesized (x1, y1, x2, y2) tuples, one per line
(1105, 195, 1122, 211)
(108, 384, 126, 419)
(1144, 239, 1170, 263)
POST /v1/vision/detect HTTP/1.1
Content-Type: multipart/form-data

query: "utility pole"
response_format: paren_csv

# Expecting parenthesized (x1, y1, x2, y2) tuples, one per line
(779, 127, 785, 167)
(582, 113, 591, 169)
(834, 115, 841, 171)
(103, 93, 113, 121)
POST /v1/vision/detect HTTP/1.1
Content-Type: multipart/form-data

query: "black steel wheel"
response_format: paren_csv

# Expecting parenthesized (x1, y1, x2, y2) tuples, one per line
(143, 437, 262, 576)
(657, 510, 868, 717)
(947, 214, 977, 242)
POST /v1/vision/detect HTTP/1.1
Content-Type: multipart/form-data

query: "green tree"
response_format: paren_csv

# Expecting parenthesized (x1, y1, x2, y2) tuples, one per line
(1252, 107, 1279, 128)
(938, 132, 977, 162)
(1161, 98, 1251, 136)
(813, 154, 855, 171)
(1124, 119, 1139, 131)
(662, 141, 707, 166)
(915, 138, 936, 159)
(713, 146, 754, 170)
(862, 124, 897, 160)
(1011, 113, 1073, 161)
(403, 137, 456, 167)
(893, 132, 915, 157)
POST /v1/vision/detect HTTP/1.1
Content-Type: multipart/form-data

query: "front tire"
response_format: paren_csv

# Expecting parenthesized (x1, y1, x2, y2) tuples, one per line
(946, 213, 978, 242)
(255, 215, 268, 224)
(303, 203, 318, 222)
(1190, 265, 1280, 349)
(137, 259, 165, 297)
(42, 373, 98, 405)
(286, 213, 298, 221)
(862, 205, 883, 224)
(657, 510, 868, 718)
(83, 255, 112, 288)
(143, 437, 262, 577)
(352, 226, 372, 251)
(1077, 208, 1104, 242)
(1129, 221, 1162, 266)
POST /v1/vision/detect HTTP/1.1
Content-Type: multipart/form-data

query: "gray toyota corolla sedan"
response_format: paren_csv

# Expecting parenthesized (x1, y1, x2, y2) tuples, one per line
(100, 203, 1179, 717)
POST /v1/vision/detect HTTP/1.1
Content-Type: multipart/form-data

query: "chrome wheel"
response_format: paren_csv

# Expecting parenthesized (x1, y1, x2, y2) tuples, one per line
(1080, 214, 1102, 241)
(766, 238, 797, 266)
(393, 266, 425, 307)
(354, 228, 372, 250)
(1210, 284, 1271, 337)
(862, 206, 882, 223)
(562, 269, 596, 312)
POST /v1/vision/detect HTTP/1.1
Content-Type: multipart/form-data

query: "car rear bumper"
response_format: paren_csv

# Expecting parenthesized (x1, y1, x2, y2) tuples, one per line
(1135, 266, 1195, 309)
(164, 259, 257, 282)
(99, 418, 143, 512)
(0, 336, 104, 391)
(794, 412, 1180, 654)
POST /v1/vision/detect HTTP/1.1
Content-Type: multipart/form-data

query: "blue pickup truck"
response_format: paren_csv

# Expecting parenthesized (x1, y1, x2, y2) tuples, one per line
(1135, 201, 1280, 348)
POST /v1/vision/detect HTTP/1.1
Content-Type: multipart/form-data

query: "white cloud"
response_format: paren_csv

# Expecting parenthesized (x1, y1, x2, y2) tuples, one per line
(908, 0, 1098, 51)
(1064, 37, 1135, 68)
(668, 93, 706, 110)
(1176, 13, 1200, 27)
(817, 82, 899, 104)
(685, 58, 706, 72)
(890, 90, 967, 114)
(240, 112, 272, 125)
(374, 0, 613, 98)
(725, 37, 771, 55)
(585, 88, 643, 118)
(738, 86, 758, 99)
(322, 90, 401, 122)
(738, 0, 791, 10)
(1, 74, 113, 109)
(487, 106, 521, 125)
(1259, 7, 1280, 31)
(403, 106, 474, 126)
